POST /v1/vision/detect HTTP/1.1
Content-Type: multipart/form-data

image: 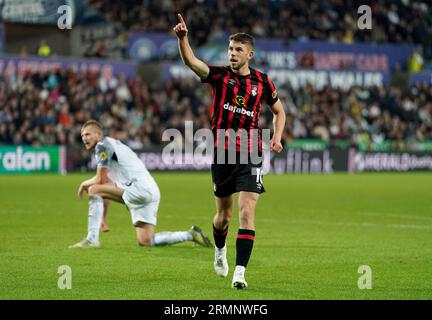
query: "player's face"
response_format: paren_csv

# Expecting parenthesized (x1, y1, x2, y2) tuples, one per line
(81, 126, 102, 150)
(228, 41, 253, 71)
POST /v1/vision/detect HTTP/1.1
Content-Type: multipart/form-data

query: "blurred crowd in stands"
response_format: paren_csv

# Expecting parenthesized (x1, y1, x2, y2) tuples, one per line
(1, 1, 432, 170)
(88, 0, 432, 67)
(1, 69, 431, 167)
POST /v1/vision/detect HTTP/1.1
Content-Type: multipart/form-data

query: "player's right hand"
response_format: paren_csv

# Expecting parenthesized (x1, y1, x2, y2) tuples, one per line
(173, 13, 188, 39)
(78, 184, 86, 200)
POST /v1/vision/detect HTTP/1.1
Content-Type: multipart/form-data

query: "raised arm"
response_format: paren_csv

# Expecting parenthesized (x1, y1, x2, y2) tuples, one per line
(173, 13, 209, 80)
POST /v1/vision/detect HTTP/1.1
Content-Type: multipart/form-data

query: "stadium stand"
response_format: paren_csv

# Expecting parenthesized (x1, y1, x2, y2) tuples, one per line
(0, 0, 432, 171)
(88, 0, 432, 62)
(1, 69, 431, 158)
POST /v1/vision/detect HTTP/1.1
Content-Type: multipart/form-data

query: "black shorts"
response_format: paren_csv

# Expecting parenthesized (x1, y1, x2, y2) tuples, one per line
(211, 162, 265, 198)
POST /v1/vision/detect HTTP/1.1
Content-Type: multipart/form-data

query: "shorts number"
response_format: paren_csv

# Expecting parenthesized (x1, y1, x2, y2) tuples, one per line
(255, 168, 263, 184)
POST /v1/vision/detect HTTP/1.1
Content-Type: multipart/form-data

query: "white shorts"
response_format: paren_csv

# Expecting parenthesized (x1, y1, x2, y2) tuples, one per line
(120, 180, 160, 226)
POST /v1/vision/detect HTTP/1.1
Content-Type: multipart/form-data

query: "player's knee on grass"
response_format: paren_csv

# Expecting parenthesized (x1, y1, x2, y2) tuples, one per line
(135, 222, 154, 247)
(137, 238, 152, 247)
(136, 232, 152, 246)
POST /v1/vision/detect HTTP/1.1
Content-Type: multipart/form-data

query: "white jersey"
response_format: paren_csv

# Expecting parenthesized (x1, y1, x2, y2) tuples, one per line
(95, 136, 157, 190)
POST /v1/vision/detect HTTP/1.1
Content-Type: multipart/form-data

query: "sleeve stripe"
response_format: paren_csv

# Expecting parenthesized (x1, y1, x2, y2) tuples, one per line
(267, 77, 276, 91)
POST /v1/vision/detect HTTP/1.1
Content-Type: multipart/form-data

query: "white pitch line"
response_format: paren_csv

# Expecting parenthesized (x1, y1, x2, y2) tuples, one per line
(354, 211, 432, 221)
(162, 212, 432, 231)
(290, 219, 432, 231)
(221, 216, 432, 231)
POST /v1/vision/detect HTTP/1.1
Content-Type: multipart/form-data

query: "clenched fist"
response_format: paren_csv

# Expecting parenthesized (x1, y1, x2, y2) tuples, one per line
(270, 136, 283, 153)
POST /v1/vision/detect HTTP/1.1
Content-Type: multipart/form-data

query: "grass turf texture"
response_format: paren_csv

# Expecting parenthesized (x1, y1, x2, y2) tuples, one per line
(0, 172, 431, 300)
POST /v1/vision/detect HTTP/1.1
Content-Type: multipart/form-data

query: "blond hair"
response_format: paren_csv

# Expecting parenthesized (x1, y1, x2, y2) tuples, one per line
(81, 120, 103, 132)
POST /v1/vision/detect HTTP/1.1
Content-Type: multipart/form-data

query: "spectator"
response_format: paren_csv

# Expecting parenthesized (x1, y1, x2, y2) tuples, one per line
(37, 40, 51, 57)
(1, 68, 432, 171)
(408, 47, 425, 73)
(88, 0, 432, 62)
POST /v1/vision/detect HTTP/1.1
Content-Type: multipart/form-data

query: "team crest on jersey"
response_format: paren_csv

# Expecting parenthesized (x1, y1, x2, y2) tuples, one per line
(251, 85, 257, 96)
(99, 151, 108, 160)
(235, 95, 246, 106)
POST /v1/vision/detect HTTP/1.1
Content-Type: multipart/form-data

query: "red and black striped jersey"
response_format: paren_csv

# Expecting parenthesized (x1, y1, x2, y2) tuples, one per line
(201, 65, 279, 154)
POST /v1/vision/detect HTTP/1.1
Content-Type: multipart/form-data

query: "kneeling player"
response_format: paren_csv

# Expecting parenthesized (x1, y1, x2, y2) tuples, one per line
(69, 120, 212, 249)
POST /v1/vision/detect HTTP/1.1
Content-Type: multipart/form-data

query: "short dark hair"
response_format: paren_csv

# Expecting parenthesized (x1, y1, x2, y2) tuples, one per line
(229, 33, 254, 49)
(81, 120, 102, 132)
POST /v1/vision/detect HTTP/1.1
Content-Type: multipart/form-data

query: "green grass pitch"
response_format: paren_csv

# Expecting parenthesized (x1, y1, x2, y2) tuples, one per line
(0, 172, 431, 299)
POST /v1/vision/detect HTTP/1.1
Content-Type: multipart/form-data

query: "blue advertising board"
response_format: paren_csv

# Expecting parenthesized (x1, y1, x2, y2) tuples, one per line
(128, 32, 179, 62)
(0, 24, 3, 54)
(161, 63, 390, 90)
(128, 32, 414, 72)
(411, 71, 432, 85)
(252, 39, 414, 72)
(0, 55, 136, 78)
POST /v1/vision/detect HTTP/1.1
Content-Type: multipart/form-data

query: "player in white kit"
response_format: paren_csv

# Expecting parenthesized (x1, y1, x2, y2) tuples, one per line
(69, 120, 212, 248)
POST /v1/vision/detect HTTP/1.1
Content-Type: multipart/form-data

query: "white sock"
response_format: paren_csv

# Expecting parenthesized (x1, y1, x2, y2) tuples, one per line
(151, 231, 193, 246)
(86, 195, 103, 244)
(234, 265, 246, 275)
(215, 245, 227, 256)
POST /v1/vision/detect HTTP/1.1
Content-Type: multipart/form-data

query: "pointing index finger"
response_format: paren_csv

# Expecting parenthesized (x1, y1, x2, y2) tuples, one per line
(178, 13, 185, 24)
